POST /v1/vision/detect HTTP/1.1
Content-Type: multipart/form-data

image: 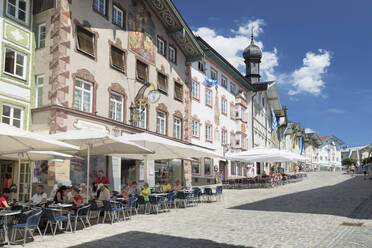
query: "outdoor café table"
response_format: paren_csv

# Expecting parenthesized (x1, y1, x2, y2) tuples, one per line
(0, 210, 21, 246)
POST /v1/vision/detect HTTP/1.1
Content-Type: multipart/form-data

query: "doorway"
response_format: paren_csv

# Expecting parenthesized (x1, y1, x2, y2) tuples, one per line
(256, 162, 261, 175)
(219, 161, 226, 181)
(121, 160, 137, 186)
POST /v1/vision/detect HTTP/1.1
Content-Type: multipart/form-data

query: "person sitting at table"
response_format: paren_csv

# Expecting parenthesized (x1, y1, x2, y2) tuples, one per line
(97, 183, 110, 201)
(50, 182, 63, 199)
(128, 181, 140, 196)
(140, 183, 151, 202)
(30, 185, 47, 205)
(120, 185, 130, 203)
(80, 183, 94, 204)
(161, 178, 172, 193)
(173, 180, 182, 192)
(69, 186, 83, 214)
(54, 185, 67, 203)
(0, 188, 10, 208)
(65, 186, 73, 203)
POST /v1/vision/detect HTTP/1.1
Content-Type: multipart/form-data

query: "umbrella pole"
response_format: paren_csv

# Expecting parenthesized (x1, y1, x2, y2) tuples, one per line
(17, 153, 21, 201)
(86, 144, 91, 201)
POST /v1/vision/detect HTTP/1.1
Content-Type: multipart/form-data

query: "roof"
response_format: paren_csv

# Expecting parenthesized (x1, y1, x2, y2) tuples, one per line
(147, 0, 204, 62)
(320, 135, 345, 145)
(196, 37, 254, 91)
(320, 136, 330, 141)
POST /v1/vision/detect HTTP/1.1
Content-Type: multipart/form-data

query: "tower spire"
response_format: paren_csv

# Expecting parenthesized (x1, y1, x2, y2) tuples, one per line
(250, 28, 254, 44)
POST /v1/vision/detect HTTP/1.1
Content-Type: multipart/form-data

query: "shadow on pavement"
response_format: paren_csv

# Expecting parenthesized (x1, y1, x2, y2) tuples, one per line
(69, 231, 253, 248)
(230, 176, 372, 219)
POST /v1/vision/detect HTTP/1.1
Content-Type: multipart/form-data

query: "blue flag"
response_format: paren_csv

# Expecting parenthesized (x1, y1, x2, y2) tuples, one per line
(205, 76, 218, 88)
(271, 108, 279, 130)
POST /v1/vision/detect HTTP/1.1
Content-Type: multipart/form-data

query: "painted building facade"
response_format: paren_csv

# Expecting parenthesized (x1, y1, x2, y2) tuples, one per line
(318, 136, 344, 171)
(31, 0, 203, 192)
(190, 37, 255, 184)
(304, 132, 322, 171)
(0, 0, 35, 200)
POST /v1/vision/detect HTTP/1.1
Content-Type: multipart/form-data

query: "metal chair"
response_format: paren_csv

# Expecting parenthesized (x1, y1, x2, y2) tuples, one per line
(70, 204, 91, 232)
(101, 201, 124, 224)
(43, 208, 72, 236)
(136, 195, 150, 214)
(166, 192, 177, 208)
(11, 209, 43, 245)
(123, 197, 137, 218)
(148, 195, 167, 214)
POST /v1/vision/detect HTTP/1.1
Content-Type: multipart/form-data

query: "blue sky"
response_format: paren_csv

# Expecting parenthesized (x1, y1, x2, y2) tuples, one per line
(174, 0, 372, 147)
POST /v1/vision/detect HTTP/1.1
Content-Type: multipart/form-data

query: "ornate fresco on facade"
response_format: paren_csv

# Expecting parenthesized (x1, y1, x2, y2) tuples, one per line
(128, 2, 156, 63)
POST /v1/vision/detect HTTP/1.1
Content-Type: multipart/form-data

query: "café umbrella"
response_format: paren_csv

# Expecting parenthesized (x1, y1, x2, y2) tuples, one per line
(0, 123, 80, 199)
(51, 129, 153, 198)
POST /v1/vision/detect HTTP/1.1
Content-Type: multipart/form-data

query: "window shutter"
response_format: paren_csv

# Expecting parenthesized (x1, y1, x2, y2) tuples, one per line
(77, 27, 94, 56)
(136, 61, 147, 81)
(111, 46, 124, 70)
(157, 73, 167, 93)
(174, 82, 183, 101)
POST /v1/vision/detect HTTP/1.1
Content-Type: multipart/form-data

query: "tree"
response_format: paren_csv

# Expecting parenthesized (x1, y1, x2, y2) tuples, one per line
(342, 158, 357, 168)
(362, 157, 372, 165)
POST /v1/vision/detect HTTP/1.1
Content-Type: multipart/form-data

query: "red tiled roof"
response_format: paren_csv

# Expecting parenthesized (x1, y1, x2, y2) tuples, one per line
(320, 136, 330, 140)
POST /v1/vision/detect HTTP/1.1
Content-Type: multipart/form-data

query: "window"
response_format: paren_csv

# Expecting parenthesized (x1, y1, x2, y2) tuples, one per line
(157, 72, 168, 94)
(205, 89, 212, 106)
(237, 163, 242, 176)
(73, 78, 93, 113)
(205, 124, 212, 142)
(192, 159, 200, 174)
(76, 26, 95, 57)
(4, 47, 26, 79)
(221, 98, 227, 114)
(221, 130, 227, 145)
(35, 75, 44, 108)
(198, 61, 205, 72)
(231, 162, 236, 175)
(230, 103, 235, 118)
(241, 108, 245, 121)
(110, 46, 125, 72)
(93, 0, 106, 15)
(210, 69, 217, 80)
(221, 76, 227, 88)
(192, 120, 199, 137)
(192, 81, 199, 99)
(230, 83, 236, 95)
(37, 23, 46, 48)
(157, 37, 166, 56)
(156, 111, 166, 135)
(135, 107, 146, 129)
(2, 104, 23, 128)
(230, 134, 235, 147)
(169, 45, 176, 63)
(136, 60, 147, 82)
(241, 136, 246, 149)
(204, 158, 212, 176)
(173, 117, 181, 139)
(112, 5, 124, 28)
(109, 92, 123, 122)
(174, 82, 183, 101)
(6, 0, 27, 23)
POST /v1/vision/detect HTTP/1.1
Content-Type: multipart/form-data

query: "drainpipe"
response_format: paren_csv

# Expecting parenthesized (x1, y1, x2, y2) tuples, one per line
(251, 92, 257, 149)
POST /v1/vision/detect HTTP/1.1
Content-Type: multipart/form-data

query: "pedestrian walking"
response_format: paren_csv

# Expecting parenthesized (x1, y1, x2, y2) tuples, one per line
(363, 163, 368, 180)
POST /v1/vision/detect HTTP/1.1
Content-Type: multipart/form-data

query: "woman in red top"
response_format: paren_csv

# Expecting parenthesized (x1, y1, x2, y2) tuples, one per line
(2, 174, 12, 192)
(70, 187, 83, 214)
(0, 188, 10, 208)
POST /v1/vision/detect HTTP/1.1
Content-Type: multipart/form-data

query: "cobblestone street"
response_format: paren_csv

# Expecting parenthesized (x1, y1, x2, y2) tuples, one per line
(16, 172, 372, 248)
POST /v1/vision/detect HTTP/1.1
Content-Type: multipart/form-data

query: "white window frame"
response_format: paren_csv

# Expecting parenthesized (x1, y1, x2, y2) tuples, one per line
(6, 0, 28, 24)
(221, 130, 227, 145)
(221, 76, 227, 88)
(37, 23, 46, 48)
(173, 117, 181, 139)
(221, 98, 226, 114)
(113, 5, 124, 28)
(109, 92, 123, 122)
(206, 89, 212, 105)
(157, 37, 165, 56)
(4, 47, 26, 80)
(35, 75, 44, 108)
(192, 120, 199, 137)
(210, 69, 217, 80)
(192, 81, 199, 99)
(169, 46, 176, 63)
(230, 83, 236, 94)
(2, 104, 23, 129)
(157, 111, 166, 135)
(73, 78, 93, 113)
(205, 124, 212, 142)
(93, 0, 106, 15)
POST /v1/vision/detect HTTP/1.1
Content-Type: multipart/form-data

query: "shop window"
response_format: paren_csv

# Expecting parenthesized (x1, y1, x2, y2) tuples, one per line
(231, 162, 236, 175)
(4, 47, 26, 79)
(109, 92, 123, 122)
(73, 78, 93, 113)
(155, 159, 182, 187)
(174, 82, 183, 101)
(110, 46, 125, 72)
(1, 104, 23, 128)
(204, 158, 212, 176)
(76, 26, 95, 57)
(192, 159, 200, 174)
(157, 72, 168, 94)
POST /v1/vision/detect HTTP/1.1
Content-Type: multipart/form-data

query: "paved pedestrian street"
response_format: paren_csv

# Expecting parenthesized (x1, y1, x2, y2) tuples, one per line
(17, 172, 372, 248)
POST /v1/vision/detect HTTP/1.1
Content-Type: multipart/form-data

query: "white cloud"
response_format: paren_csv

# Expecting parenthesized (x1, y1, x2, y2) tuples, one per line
(305, 128, 315, 134)
(327, 108, 344, 114)
(288, 49, 331, 96)
(194, 19, 279, 82)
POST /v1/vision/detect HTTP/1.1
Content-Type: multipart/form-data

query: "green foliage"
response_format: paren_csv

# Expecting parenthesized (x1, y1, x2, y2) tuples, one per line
(362, 157, 372, 164)
(342, 158, 357, 167)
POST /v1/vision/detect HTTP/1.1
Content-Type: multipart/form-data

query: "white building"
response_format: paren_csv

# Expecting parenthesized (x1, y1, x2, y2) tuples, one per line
(304, 132, 322, 171)
(318, 136, 344, 171)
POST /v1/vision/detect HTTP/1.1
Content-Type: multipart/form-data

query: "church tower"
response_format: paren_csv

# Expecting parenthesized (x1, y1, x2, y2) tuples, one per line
(243, 33, 262, 84)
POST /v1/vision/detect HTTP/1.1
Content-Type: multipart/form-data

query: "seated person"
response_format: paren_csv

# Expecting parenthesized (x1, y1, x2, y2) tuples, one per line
(49, 183, 63, 199)
(120, 185, 130, 203)
(69, 187, 83, 214)
(0, 188, 10, 208)
(173, 180, 182, 192)
(128, 182, 140, 196)
(161, 178, 172, 193)
(54, 185, 67, 203)
(140, 183, 151, 202)
(97, 183, 110, 201)
(80, 183, 94, 204)
(65, 186, 73, 202)
(30, 185, 47, 205)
